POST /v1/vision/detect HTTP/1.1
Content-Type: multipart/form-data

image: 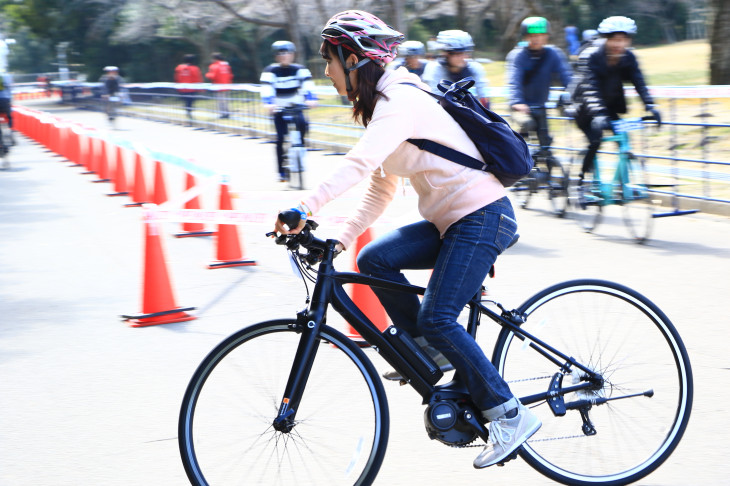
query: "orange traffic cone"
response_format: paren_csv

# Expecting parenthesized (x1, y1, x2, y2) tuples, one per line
(151, 160, 168, 205)
(92, 139, 111, 183)
(208, 182, 256, 268)
(347, 228, 389, 343)
(124, 152, 149, 207)
(107, 145, 129, 197)
(81, 136, 97, 175)
(175, 172, 214, 238)
(121, 221, 196, 327)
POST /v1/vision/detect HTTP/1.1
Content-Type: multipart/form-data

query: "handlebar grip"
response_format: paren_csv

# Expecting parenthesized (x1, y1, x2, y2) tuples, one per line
(278, 209, 301, 229)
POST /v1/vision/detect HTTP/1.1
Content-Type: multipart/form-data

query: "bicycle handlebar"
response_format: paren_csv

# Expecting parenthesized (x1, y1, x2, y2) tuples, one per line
(267, 210, 329, 265)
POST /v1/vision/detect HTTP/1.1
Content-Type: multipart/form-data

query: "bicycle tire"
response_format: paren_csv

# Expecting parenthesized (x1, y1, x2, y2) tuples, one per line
(179, 319, 390, 486)
(288, 147, 305, 190)
(546, 156, 569, 218)
(568, 175, 603, 233)
(511, 170, 536, 210)
(492, 280, 693, 485)
(619, 156, 654, 243)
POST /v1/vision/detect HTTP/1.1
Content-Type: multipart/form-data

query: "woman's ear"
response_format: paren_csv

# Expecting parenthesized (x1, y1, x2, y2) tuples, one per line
(346, 53, 359, 69)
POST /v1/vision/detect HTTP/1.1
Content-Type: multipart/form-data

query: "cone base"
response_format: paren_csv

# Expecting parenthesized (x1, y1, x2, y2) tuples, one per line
(175, 230, 215, 238)
(122, 307, 196, 327)
(124, 201, 146, 207)
(207, 259, 256, 269)
(128, 312, 196, 327)
(107, 191, 129, 197)
(92, 178, 111, 183)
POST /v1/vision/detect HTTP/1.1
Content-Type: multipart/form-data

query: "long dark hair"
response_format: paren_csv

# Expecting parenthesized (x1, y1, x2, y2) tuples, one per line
(320, 41, 387, 127)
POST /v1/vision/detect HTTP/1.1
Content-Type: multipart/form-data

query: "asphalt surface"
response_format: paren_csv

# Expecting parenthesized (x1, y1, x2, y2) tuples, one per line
(1, 102, 729, 485)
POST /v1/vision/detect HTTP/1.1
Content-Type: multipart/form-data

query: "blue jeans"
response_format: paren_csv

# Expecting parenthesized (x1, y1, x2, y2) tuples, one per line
(357, 197, 519, 419)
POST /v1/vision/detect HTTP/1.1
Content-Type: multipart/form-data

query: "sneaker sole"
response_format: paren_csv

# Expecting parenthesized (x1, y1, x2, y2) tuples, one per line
(473, 419, 542, 469)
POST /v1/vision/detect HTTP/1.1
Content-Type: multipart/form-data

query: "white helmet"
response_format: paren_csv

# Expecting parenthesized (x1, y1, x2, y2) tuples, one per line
(597, 16, 637, 36)
(398, 40, 425, 57)
(436, 30, 474, 52)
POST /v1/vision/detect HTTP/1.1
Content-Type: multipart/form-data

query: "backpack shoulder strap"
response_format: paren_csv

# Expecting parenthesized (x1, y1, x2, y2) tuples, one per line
(407, 138, 486, 171)
(399, 82, 487, 171)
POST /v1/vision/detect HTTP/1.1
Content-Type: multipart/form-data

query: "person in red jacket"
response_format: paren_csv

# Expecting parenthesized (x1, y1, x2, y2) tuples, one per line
(205, 52, 233, 119)
(174, 54, 203, 124)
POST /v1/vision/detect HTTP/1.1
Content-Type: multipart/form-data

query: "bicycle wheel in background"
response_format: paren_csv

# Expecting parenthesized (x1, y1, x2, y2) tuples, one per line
(287, 146, 305, 190)
(620, 155, 655, 243)
(510, 168, 537, 210)
(492, 280, 693, 486)
(179, 320, 390, 486)
(567, 174, 603, 233)
(546, 155, 569, 217)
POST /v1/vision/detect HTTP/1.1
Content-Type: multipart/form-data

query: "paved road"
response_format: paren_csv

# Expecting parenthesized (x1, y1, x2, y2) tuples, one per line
(1, 103, 729, 485)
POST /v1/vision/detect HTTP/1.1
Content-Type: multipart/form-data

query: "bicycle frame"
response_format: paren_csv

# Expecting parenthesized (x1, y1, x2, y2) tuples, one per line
(272, 235, 603, 432)
(592, 118, 649, 204)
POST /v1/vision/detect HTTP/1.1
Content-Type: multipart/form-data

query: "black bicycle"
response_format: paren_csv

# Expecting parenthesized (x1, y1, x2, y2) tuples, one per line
(179, 211, 693, 486)
(509, 105, 569, 217)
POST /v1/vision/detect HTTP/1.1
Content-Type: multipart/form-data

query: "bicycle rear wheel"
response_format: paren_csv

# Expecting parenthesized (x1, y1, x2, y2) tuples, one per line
(492, 280, 693, 485)
(619, 156, 654, 243)
(179, 320, 390, 486)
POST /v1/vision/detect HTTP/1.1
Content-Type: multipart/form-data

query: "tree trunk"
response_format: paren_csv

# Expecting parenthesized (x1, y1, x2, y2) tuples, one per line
(710, 0, 730, 84)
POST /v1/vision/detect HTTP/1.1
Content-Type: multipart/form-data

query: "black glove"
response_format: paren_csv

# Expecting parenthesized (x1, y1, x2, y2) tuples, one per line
(648, 106, 662, 127)
(591, 115, 612, 133)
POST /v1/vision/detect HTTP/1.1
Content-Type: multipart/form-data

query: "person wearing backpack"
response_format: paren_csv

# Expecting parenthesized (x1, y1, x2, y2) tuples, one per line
(273, 10, 540, 469)
(422, 29, 490, 108)
(174, 54, 203, 125)
(568, 16, 661, 180)
(509, 17, 573, 153)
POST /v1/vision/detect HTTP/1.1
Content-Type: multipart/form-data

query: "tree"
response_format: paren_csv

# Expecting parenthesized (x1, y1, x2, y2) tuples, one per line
(709, 0, 730, 84)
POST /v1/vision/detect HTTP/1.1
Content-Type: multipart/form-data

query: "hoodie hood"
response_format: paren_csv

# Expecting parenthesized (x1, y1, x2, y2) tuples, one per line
(377, 66, 432, 93)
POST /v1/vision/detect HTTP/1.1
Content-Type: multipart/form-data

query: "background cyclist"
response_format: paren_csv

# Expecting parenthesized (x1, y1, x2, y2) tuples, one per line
(422, 29, 490, 108)
(509, 17, 572, 154)
(260, 40, 318, 182)
(569, 16, 661, 181)
(274, 10, 540, 469)
(388, 40, 427, 79)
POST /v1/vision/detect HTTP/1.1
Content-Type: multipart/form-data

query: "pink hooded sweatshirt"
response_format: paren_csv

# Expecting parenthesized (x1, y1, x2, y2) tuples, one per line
(302, 67, 507, 250)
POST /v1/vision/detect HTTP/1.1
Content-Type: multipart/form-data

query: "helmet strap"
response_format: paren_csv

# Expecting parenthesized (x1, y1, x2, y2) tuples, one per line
(337, 44, 371, 96)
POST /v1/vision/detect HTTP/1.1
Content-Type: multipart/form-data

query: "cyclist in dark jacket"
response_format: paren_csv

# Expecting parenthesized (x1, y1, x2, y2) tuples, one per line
(509, 17, 572, 151)
(569, 16, 661, 178)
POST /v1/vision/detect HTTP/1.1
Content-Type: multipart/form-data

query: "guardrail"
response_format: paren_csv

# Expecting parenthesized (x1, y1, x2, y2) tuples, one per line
(50, 80, 730, 214)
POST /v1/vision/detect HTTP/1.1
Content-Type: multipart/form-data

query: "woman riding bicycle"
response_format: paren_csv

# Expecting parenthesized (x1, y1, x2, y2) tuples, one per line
(273, 9, 540, 468)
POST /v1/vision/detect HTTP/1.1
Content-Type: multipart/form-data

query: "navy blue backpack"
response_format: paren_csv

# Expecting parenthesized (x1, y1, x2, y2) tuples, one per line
(406, 78, 533, 187)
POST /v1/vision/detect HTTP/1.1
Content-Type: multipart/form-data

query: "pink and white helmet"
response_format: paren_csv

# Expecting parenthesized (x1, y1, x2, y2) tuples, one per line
(321, 10, 405, 66)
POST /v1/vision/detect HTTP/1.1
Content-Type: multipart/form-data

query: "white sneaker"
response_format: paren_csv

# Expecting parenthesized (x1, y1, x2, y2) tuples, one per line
(473, 403, 541, 468)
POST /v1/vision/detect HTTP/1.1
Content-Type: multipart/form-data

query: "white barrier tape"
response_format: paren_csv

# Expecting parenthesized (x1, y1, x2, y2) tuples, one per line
(157, 176, 219, 211)
(142, 207, 352, 226)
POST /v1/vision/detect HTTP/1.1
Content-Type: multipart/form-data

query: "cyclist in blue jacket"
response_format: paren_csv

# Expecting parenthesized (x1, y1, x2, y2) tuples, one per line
(568, 16, 661, 180)
(509, 17, 572, 152)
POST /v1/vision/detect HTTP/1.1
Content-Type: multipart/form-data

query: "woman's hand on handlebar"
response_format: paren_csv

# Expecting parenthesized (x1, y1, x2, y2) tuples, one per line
(273, 209, 306, 235)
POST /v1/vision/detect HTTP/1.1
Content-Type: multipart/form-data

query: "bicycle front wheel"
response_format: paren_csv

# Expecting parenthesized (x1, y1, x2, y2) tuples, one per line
(179, 320, 390, 486)
(546, 156, 569, 218)
(492, 280, 692, 485)
(619, 156, 655, 243)
(568, 176, 603, 233)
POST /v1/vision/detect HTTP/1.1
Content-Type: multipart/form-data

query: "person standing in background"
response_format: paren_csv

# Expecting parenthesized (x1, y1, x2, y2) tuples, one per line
(206, 52, 233, 119)
(174, 54, 203, 125)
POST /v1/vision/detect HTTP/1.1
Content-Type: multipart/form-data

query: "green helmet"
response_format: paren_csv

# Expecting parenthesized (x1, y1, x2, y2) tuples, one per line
(521, 17, 550, 36)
